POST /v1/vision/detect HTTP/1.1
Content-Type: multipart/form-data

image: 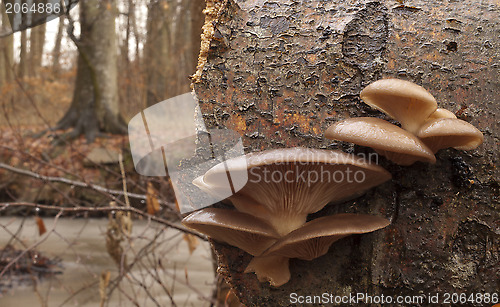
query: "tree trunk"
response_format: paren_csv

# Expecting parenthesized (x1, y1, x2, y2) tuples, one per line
(120, 0, 134, 68)
(29, 22, 46, 76)
(0, 9, 13, 85)
(57, 0, 126, 142)
(144, 0, 170, 107)
(19, 30, 29, 78)
(192, 0, 499, 305)
(144, 0, 204, 106)
(51, 17, 65, 75)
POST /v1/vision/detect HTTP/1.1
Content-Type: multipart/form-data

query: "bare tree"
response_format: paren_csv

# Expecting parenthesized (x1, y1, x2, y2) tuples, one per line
(143, 0, 169, 107)
(0, 10, 14, 85)
(56, 0, 126, 142)
(18, 30, 29, 78)
(29, 23, 46, 77)
(51, 17, 65, 75)
(144, 0, 204, 106)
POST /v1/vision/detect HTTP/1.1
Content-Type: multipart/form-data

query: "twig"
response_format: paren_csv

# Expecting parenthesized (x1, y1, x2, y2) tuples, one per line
(0, 162, 175, 210)
(0, 202, 206, 241)
(0, 211, 63, 278)
(119, 152, 131, 209)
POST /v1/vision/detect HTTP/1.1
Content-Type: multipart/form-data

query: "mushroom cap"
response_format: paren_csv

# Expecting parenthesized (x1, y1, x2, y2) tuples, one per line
(244, 255, 290, 287)
(262, 213, 390, 261)
(428, 108, 457, 120)
(195, 147, 392, 235)
(325, 117, 436, 165)
(417, 118, 484, 153)
(181, 208, 279, 256)
(360, 78, 438, 133)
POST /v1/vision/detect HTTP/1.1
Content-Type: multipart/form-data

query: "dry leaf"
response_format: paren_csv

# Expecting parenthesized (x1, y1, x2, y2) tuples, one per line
(146, 182, 160, 215)
(183, 234, 199, 255)
(35, 217, 46, 236)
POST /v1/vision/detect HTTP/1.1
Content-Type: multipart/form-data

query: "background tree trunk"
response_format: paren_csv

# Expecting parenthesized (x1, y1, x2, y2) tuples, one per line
(193, 0, 499, 305)
(0, 9, 13, 85)
(57, 0, 126, 142)
(144, 0, 170, 107)
(29, 22, 46, 77)
(144, 0, 205, 106)
(51, 17, 65, 75)
(19, 30, 29, 78)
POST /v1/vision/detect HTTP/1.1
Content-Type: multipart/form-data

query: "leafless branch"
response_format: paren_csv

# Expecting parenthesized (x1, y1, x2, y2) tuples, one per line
(0, 202, 207, 241)
(0, 162, 176, 211)
(0, 211, 63, 278)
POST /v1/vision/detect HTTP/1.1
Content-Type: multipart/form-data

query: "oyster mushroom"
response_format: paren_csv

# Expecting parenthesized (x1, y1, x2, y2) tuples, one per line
(417, 118, 484, 153)
(428, 108, 457, 120)
(325, 117, 436, 166)
(360, 78, 438, 134)
(245, 213, 390, 287)
(194, 147, 391, 236)
(244, 255, 291, 287)
(182, 207, 279, 256)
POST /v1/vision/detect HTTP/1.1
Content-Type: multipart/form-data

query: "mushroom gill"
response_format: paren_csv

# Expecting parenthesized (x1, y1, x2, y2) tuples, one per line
(245, 213, 390, 287)
(182, 207, 279, 256)
(263, 213, 390, 260)
(194, 147, 391, 236)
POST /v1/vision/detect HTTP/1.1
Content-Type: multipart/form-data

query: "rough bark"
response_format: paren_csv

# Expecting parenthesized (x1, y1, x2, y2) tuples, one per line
(144, 0, 205, 106)
(193, 0, 499, 305)
(57, 0, 126, 142)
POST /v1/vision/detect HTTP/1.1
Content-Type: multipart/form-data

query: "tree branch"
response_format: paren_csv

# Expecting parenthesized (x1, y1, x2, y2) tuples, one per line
(0, 202, 207, 241)
(0, 162, 176, 210)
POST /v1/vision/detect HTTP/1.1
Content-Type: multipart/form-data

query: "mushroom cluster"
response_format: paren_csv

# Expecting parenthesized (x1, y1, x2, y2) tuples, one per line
(180, 79, 483, 288)
(183, 147, 391, 286)
(326, 79, 484, 165)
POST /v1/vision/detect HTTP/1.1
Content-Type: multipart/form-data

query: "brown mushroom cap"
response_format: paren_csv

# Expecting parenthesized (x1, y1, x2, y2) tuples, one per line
(428, 108, 457, 120)
(417, 118, 484, 153)
(262, 213, 390, 261)
(244, 255, 290, 287)
(195, 147, 391, 236)
(360, 78, 438, 134)
(325, 117, 436, 166)
(182, 208, 279, 256)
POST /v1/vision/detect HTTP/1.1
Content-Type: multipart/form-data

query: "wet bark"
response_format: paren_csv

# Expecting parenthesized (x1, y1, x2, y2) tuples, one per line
(57, 0, 126, 142)
(193, 0, 499, 305)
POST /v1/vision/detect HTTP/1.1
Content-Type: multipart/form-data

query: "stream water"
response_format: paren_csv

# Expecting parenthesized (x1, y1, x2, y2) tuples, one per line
(0, 217, 215, 306)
